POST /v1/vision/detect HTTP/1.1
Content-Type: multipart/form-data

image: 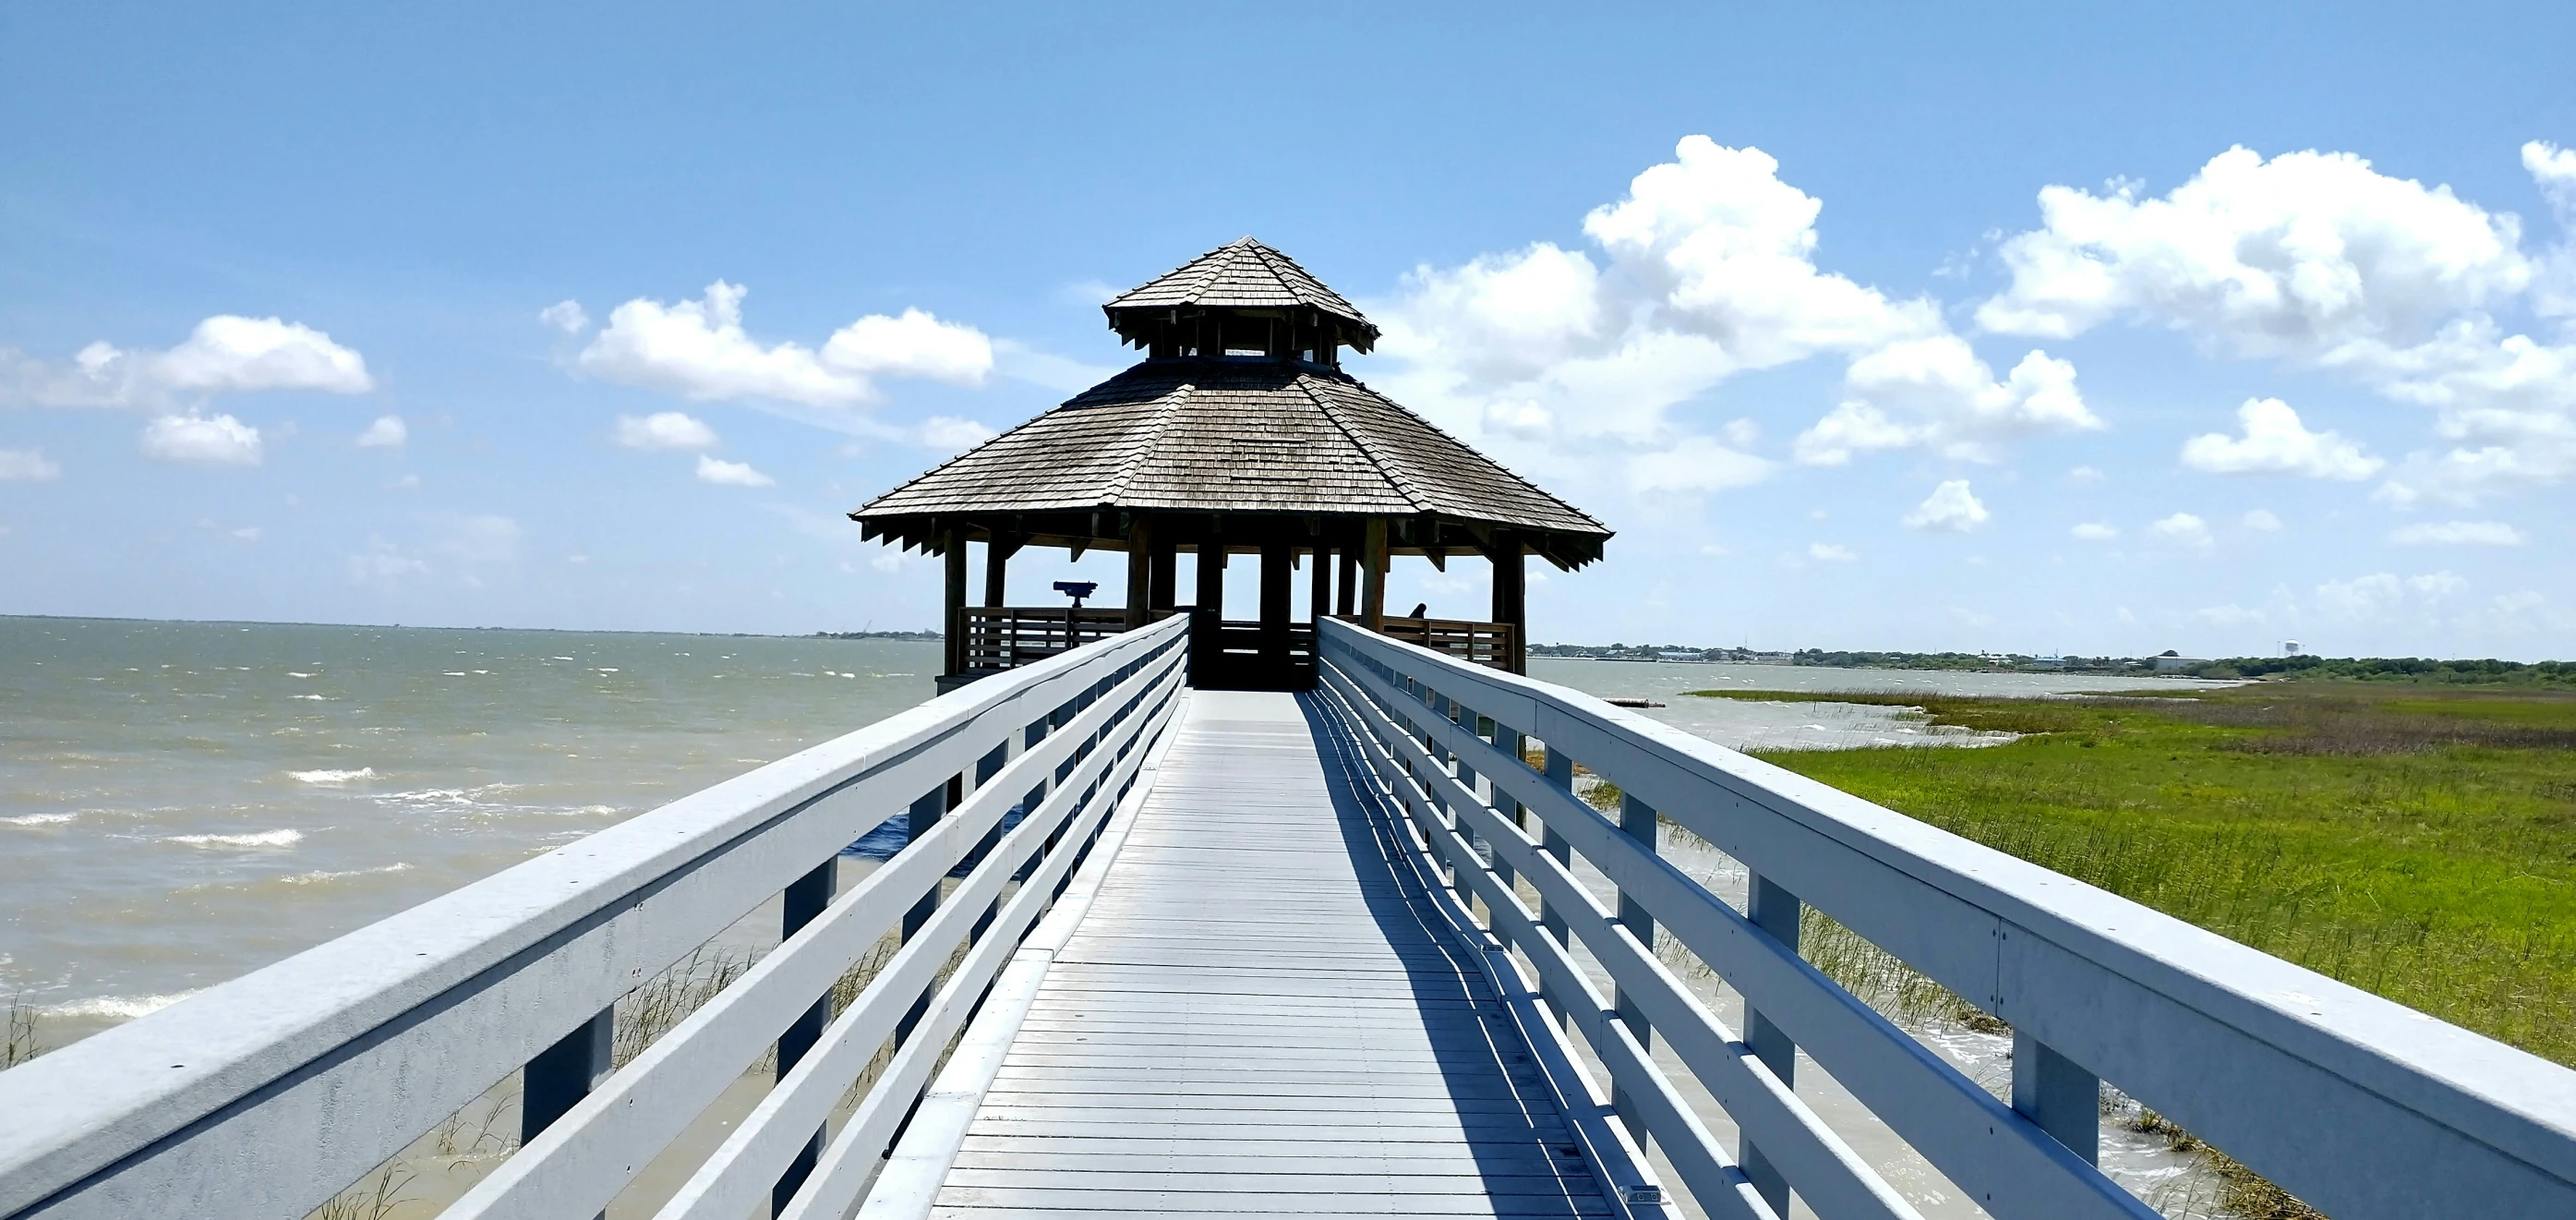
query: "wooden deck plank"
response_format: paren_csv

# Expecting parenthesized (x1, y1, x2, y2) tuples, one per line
(928, 692, 1611, 1217)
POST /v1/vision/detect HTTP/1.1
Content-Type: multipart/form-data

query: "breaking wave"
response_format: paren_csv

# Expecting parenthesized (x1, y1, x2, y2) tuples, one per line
(168, 828, 305, 848)
(287, 767, 376, 784)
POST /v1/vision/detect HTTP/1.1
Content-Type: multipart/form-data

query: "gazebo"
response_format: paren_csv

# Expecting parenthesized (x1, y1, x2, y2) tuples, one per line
(850, 237, 1611, 690)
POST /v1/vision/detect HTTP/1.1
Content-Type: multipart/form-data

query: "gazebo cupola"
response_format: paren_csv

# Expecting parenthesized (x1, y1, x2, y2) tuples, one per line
(850, 237, 1611, 691)
(1102, 236, 1380, 363)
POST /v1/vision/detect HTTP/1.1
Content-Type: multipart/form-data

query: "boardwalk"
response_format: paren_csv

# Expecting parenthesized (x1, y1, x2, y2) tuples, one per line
(9, 619, 2570, 1220)
(933, 690, 1608, 1218)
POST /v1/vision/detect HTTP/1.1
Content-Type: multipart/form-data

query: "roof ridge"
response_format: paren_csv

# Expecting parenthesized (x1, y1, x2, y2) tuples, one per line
(1297, 373, 1431, 513)
(1321, 372, 1612, 533)
(1099, 381, 1193, 505)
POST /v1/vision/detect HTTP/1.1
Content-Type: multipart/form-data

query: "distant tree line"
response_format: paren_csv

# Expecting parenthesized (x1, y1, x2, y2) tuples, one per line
(810, 629, 944, 641)
(2183, 656, 2576, 685)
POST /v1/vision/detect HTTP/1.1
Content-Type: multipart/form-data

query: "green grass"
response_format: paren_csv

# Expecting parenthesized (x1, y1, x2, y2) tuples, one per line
(1691, 684, 2576, 1067)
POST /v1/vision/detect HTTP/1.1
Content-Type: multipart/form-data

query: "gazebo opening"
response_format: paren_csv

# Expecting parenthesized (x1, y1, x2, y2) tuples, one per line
(849, 237, 1612, 691)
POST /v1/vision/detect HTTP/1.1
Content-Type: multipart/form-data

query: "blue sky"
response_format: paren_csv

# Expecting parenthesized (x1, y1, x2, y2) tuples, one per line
(4, 2, 2571, 658)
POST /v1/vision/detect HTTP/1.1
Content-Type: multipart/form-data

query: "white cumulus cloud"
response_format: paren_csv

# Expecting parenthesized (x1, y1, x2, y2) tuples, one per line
(1629, 437, 1773, 496)
(573, 283, 992, 412)
(1902, 479, 1991, 532)
(915, 416, 998, 453)
(1978, 147, 2529, 354)
(1368, 136, 2088, 503)
(2071, 521, 2118, 540)
(1984, 143, 2576, 504)
(694, 454, 774, 488)
(1806, 542, 1858, 563)
(2149, 512, 2212, 546)
(355, 415, 407, 448)
(614, 411, 720, 451)
(3, 316, 372, 408)
(140, 413, 263, 466)
(823, 309, 993, 385)
(2317, 571, 2464, 621)
(0, 448, 61, 481)
(2389, 520, 2526, 546)
(540, 300, 590, 333)
(2179, 398, 2383, 478)
(1798, 341, 2097, 465)
(2241, 509, 2283, 532)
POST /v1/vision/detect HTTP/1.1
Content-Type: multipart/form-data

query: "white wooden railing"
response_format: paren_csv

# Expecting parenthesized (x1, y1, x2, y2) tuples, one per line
(1315, 618, 2576, 1220)
(0, 616, 1188, 1220)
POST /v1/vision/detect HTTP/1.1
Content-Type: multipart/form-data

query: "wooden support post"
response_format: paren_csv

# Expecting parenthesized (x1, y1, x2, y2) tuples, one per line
(1490, 529, 1527, 675)
(1740, 873, 1801, 1215)
(1194, 541, 1224, 611)
(1193, 539, 1224, 686)
(1361, 518, 1389, 632)
(1259, 538, 1291, 670)
(1149, 533, 1177, 611)
(942, 528, 968, 677)
(1336, 547, 1357, 618)
(1309, 544, 1332, 624)
(1124, 514, 1153, 630)
(982, 534, 1013, 608)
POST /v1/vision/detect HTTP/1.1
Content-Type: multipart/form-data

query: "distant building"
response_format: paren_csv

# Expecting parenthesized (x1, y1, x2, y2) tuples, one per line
(2152, 649, 2209, 672)
(2283, 640, 2306, 656)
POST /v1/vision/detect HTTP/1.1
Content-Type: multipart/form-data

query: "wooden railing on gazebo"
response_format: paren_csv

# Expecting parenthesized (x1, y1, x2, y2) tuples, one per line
(1370, 616, 1517, 671)
(956, 607, 1516, 682)
(957, 607, 1134, 673)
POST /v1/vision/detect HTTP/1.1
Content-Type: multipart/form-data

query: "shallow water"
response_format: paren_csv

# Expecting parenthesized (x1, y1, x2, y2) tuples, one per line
(1530, 657, 2233, 751)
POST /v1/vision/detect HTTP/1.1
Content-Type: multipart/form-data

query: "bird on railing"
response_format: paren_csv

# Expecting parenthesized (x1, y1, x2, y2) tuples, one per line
(1407, 602, 1427, 619)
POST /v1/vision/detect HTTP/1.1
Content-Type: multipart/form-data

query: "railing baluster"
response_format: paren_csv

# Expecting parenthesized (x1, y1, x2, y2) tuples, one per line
(895, 783, 951, 1047)
(772, 856, 837, 1214)
(1609, 791, 1658, 1132)
(1740, 872, 1801, 1216)
(522, 1006, 612, 1220)
(1537, 745, 1574, 948)
(522, 1007, 612, 1144)
(967, 741, 1012, 945)
(2013, 1031, 2101, 1166)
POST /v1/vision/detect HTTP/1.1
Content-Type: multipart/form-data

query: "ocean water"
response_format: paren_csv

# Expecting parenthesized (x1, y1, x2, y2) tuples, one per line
(0, 616, 941, 1041)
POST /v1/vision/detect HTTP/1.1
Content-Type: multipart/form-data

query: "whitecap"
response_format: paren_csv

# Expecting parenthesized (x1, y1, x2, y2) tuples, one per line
(595, 668, 620, 673)
(281, 863, 414, 885)
(291, 694, 333, 701)
(556, 804, 621, 816)
(169, 829, 304, 848)
(48, 991, 202, 1021)
(288, 767, 376, 784)
(288, 671, 317, 679)
(0, 812, 78, 827)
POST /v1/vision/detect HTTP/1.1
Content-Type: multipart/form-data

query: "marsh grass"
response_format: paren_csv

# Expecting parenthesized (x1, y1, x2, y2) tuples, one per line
(3, 994, 38, 1069)
(1679, 682, 2576, 1217)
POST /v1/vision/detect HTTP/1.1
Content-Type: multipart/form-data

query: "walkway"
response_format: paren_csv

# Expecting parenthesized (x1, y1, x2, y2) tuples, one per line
(930, 690, 1610, 1218)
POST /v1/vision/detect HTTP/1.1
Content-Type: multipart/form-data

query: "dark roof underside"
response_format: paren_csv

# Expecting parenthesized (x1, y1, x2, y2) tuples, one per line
(851, 358, 1608, 563)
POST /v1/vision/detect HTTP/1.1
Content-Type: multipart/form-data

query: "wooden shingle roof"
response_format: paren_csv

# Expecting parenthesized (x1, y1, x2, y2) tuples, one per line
(850, 357, 1610, 565)
(1105, 238, 1381, 351)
